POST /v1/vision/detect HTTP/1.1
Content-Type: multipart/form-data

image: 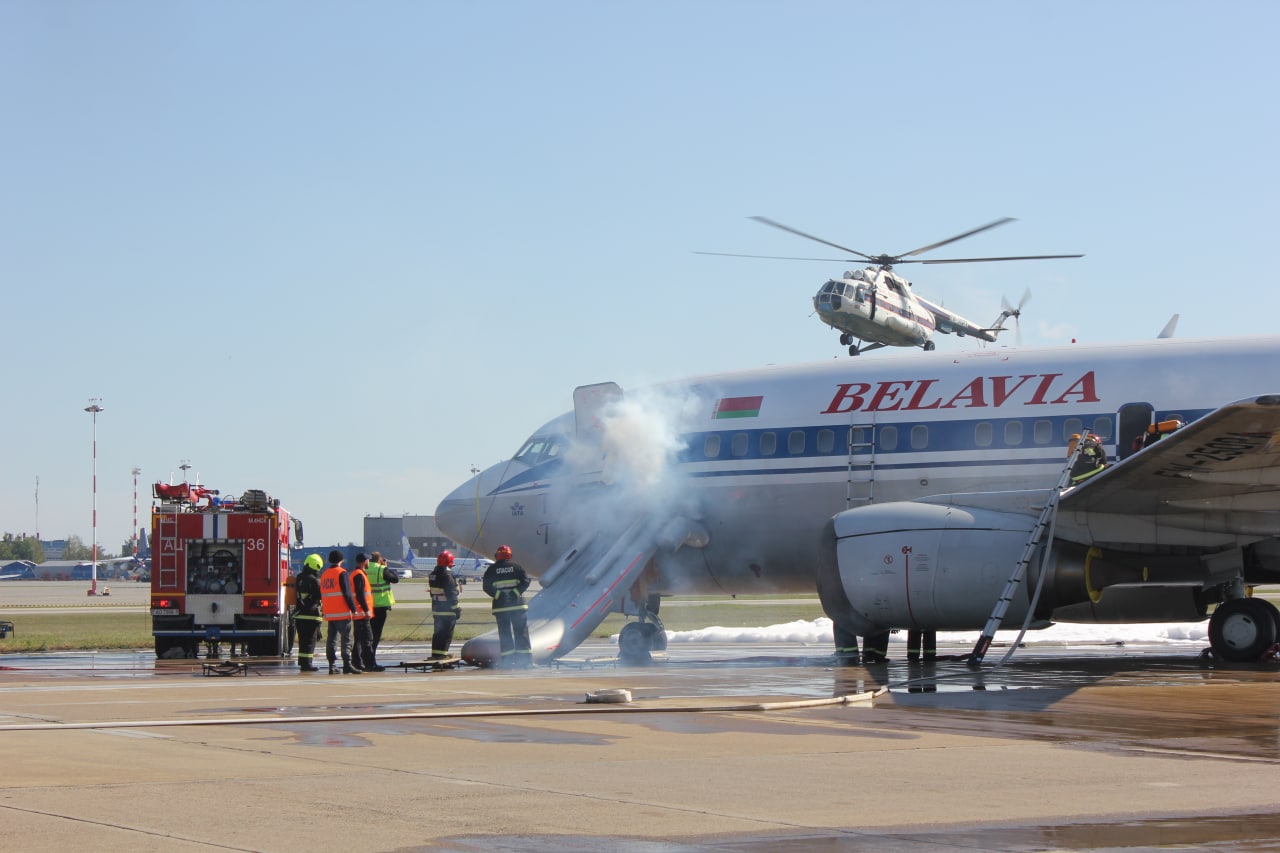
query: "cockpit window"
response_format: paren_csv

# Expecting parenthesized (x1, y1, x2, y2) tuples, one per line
(513, 435, 563, 465)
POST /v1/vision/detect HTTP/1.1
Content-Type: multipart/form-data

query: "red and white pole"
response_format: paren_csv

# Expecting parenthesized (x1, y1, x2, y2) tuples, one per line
(85, 400, 104, 596)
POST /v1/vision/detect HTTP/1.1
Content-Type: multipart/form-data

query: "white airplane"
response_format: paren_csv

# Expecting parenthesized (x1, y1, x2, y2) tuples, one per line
(434, 335, 1280, 666)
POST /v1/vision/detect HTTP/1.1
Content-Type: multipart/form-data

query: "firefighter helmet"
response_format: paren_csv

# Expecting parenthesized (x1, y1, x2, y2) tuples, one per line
(436, 550, 455, 568)
(495, 545, 513, 560)
(303, 553, 323, 571)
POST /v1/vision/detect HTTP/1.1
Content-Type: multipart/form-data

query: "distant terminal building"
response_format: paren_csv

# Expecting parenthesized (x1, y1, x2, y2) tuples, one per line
(363, 514, 482, 565)
(288, 515, 483, 574)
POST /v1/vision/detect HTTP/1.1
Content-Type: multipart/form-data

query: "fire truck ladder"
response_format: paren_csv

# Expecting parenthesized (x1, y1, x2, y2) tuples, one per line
(968, 433, 1091, 666)
(156, 509, 181, 588)
(846, 418, 876, 509)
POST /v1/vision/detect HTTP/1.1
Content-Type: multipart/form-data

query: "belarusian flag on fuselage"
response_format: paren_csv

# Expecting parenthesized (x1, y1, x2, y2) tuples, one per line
(713, 395, 763, 419)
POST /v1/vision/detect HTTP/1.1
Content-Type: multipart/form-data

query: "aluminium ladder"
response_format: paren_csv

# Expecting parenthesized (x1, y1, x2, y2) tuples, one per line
(968, 433, 1092, 665)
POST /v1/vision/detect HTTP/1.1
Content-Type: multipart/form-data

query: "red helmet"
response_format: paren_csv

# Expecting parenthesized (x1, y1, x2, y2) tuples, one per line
(436, 551, 455, 568)
(495, 545, 513, 560)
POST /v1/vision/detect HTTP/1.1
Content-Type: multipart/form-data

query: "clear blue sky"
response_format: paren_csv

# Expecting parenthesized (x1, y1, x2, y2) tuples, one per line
(3, 2, 1277, 550)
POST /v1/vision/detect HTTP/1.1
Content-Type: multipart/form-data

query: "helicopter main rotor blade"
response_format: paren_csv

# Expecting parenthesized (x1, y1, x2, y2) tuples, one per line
(749, 216, 878, 263)
(920, 253, 1084, 264)
(694, 250, 855, 262)
(897, 218, 1016, 259)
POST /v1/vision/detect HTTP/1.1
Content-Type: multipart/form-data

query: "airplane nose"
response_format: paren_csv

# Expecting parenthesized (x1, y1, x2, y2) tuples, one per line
(434, 481, 481, 549)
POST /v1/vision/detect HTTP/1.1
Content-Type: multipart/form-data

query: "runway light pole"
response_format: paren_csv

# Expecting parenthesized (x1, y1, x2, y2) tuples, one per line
(131, 466, 141, 557)
(85, 399, 104, 596)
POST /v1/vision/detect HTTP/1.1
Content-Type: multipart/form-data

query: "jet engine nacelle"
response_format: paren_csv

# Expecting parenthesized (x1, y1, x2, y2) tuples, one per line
(822, 500, 1213, 635)
(826, 501, 1040, 632)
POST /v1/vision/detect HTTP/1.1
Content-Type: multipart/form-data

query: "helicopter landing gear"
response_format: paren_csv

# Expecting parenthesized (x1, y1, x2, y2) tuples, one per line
(848, 345, 860, 356)
(839, 333, 852, 346)
(923, 341, 936, 351)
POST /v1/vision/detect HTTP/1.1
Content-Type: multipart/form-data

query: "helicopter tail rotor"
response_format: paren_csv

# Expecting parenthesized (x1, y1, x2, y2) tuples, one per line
(994, 288, 1032, 345)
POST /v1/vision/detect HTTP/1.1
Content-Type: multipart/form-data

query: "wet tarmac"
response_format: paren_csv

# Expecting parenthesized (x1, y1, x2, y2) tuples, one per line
(2, 637, 1279, 851)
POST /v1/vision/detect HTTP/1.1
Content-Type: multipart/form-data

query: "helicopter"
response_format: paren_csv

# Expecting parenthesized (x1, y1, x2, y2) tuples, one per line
(701, 216, 1082, 356)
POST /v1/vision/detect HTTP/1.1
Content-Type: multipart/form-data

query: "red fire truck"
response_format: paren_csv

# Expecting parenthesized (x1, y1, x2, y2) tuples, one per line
(150, 483, 303, 658)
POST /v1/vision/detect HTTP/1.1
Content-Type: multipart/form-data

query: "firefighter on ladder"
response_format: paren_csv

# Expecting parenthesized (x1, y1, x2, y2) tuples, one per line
(294, 554, 324, 672)
(429, 551, 461, 659)
(483, 545, 533, 668)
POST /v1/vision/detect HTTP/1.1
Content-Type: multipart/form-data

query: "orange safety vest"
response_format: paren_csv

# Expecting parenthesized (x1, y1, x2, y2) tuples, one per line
(350, 567, 373, 620)
(320, 566, 352, 621)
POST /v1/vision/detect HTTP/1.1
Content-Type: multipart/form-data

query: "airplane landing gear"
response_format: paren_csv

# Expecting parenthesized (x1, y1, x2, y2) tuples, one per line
(618, 612, 666, 665)
(1208, 598, 1280, 662)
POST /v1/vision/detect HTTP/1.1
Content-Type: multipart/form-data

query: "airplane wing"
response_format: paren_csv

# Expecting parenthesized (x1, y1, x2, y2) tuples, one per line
(915, 296, 999, 342)
(1058, 395, 1280, 542)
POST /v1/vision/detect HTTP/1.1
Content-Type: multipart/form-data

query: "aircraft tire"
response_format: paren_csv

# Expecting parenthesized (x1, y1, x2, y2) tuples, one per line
(641, 621, 667, 651)
(1208, 598, 1278, 662)
(618, 622, 653, 664)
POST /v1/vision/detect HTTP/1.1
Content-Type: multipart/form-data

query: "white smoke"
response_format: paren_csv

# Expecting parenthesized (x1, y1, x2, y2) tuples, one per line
(555, 385, 709, 531)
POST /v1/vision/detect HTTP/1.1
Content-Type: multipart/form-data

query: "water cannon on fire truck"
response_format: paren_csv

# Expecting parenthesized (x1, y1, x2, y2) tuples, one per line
(150, 481, 304, 659)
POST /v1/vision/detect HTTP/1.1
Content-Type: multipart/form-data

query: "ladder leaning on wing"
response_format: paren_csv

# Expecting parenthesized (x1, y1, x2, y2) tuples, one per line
(968, 434, 1092, 666)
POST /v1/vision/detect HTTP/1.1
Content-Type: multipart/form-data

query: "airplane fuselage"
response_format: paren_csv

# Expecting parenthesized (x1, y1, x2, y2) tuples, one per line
(434, 336, 1280, 600)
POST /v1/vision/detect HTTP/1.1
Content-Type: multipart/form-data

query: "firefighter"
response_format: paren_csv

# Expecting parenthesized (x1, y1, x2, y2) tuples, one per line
(482, 544, 533, 668)
(349, 553, 384, 672)
(321, 550, 361, 674)
(294, 553, 325, 672)
(429, 551, 462, 659)
(365, 551, 399, 656)
(1070, 433, 1108, 484)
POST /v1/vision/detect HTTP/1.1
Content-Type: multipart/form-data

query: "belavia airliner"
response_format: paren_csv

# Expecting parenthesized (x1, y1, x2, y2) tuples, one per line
(435, 335, 1280, 666)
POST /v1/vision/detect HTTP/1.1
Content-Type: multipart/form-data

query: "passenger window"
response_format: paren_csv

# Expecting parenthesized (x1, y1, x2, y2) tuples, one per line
(1091, 417, 1113, 441)
(817, 429, 835, 454)
(1034, 420, 1052, 445)
(788, 430, 806, 455)
(911, 425, 928, 449)
(974, 423, 992, 448)
(879, 426, 898, 452)
(848, 427, 867, 450)
(732, 433, 749, 457)
(1004, 421, 1023, 446)
(760, 432, 777, 457)
(704, 435, 721, 459)
(1064, 418, 1082, 442)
